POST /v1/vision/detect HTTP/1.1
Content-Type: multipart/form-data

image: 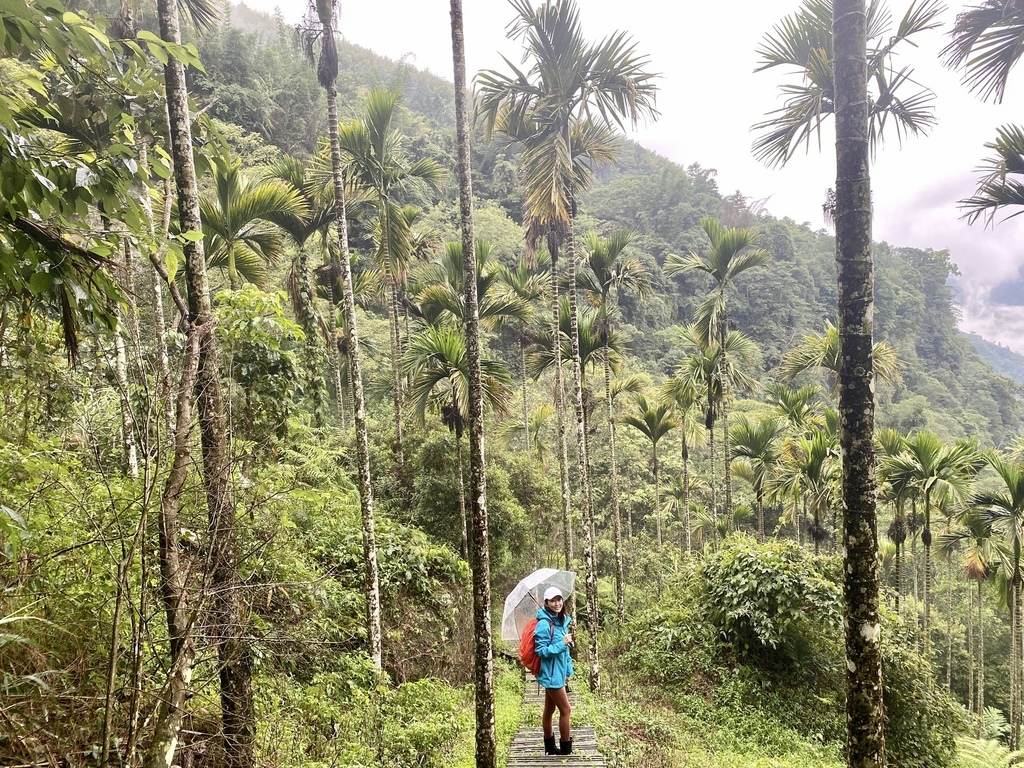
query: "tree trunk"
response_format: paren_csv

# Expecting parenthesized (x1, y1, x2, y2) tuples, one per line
(324, 74, 383, 672)
(978, 578, 985, 737)
(295, 246, 328, 427)
(456, 429, 468, 562)
(653, 449, 661, 550)
(708, 425, 718, 548)
(551, 255, 573, 581)
(156, 2, 254, 763)
(947, 556, 954, 690)
(564, 210, 600, 692)
(384, 258, 405, 472)
(450, 4, 497, 764)
(967, 580, 974, 716)
(1011, 581, 1019, 753)
(894, 543, 901, 614)
(605, 353, 625, 622)
(682, 437, 692, 555)
(924, 491, 933, 665)
(143, 309, 202, 768)
(756, 486, 764, 542)
(114, 301, 139, 477)
(834, 1, 886, 763)
(521, 327, 531, 451)
(719, 325, 732, 524)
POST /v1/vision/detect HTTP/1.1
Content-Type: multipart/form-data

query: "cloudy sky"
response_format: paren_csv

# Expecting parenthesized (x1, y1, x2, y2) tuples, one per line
(238, 0, 1024, 352)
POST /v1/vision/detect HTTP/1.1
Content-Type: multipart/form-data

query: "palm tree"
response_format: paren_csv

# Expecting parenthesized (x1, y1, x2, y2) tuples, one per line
(942, 2, 1024, 221)
(580, 229, 646, 616)
(765, 382, 824, 543)
(781, 320, 900, 394)
(199, 152, 307, 288)
(659, 374, 707, 555)
(337, 87, 444, 473)
(498, 403, 556, 468)
(765, 382, 824, 435)
(755, 4, 943, 757)
(938, 508, 994, 737)
(415, 241, 529, 331)
(969, 454, 1024, 748)
(498, 255, 548, 450)
(730, 416, 787, 541)
(610, 373, 646, 542)
(752, 0, 944, 168)
(881, 432, 978, 665)
(264, 155, 332, 425)
(450, 0, 499, 761)
(676, 324, 759, 538)
(303, 0, 382, 673)
(622, 394, 677, 550)
(477, 0, 657, 691)
(773, 427, 840, 555)
(665, 217, 769, 519)
(404, 324, 513, 559)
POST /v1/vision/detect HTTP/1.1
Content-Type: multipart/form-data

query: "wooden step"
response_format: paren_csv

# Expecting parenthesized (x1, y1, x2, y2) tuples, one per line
(506, 724, 605, 767)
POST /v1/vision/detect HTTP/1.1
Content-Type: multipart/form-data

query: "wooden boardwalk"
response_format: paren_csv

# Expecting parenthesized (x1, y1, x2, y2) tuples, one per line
(506, 677, 605, 767)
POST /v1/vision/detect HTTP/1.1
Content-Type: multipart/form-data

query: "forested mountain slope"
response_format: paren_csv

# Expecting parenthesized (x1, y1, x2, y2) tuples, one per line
(179, 3, 1021, 446)
(5, 2, 1022, 767)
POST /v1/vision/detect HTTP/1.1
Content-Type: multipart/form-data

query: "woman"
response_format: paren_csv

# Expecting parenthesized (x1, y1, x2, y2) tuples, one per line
(534, 585, 573, 755)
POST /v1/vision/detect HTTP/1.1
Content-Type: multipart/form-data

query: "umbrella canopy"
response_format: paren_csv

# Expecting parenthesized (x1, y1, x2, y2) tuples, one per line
(500, 568, 576, 645)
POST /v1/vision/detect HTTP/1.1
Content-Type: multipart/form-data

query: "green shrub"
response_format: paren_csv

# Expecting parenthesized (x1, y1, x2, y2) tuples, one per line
(702, 536, 840, 656)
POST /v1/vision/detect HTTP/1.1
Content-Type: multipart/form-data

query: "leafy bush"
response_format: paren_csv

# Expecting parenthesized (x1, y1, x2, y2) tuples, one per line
(882, 637, 960, 768)
(702, 536, 840, 655)
(256, 656, 465, 768)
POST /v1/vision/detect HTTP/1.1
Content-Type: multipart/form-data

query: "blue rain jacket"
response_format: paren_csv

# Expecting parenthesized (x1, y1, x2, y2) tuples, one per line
(533, 606, 573, 690)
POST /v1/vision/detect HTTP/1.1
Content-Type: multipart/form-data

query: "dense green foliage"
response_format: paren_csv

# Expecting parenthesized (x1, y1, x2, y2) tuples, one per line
(2, 1, 1023, 766)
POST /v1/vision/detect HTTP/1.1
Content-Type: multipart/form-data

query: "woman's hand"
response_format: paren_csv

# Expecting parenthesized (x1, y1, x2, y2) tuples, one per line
(563, 633, 573, 647)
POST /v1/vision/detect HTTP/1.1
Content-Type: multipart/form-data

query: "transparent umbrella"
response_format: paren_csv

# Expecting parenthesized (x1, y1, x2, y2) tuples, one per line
(500, 567, 576, 645)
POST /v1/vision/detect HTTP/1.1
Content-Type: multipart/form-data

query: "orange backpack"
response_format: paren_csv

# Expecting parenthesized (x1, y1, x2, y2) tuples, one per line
(518, 617, 553, 675)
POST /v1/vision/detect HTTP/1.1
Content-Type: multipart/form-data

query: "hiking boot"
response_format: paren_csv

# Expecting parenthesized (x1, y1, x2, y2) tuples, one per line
(543, 735, 560, 754)
(560, 738, 573, 755)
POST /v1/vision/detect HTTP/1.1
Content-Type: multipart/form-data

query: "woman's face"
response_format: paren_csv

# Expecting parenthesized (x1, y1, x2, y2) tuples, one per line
(545, 596, 563, 612)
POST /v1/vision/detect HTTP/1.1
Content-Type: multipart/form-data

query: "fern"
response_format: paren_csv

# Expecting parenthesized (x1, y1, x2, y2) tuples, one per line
(955, 736, 1024, 768)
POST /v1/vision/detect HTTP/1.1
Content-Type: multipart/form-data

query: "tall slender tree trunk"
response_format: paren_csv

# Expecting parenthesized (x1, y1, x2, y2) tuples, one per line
(978, 578, 985, 737)
(564, 210, 600, 692)
(834, 1, 886, 762)
(456, 429, 468, 562)
(551, 255, 573, 581)
(143, 307, 201, 768)
(653, 449, 662, 550)
(795, 491, 802, 547)
(1011, 581, 1019, 753)
(924, 493, 933, 665)
(113, 308, 139, 477)
(295, 246, 328, 427)
(682, 439, 692, 555)
(708, 425, 718, 547)
(521, 327, 531, 451)
(947, 556, 954, 690)
(156, 2, 254, 763)
(450, 5, 497, 764)
(756, 486, 765, 542)
(967, 581, 974, 716)
(605, 353, 625, 622)
(897, 544, 905, 618)
(719, 325, 732, 524)
(318, 13, 383, 671)
(384, 256, 405, 472)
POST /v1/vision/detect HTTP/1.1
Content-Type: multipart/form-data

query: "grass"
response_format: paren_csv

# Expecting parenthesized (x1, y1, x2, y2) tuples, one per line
(451, 660, 524, 768)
